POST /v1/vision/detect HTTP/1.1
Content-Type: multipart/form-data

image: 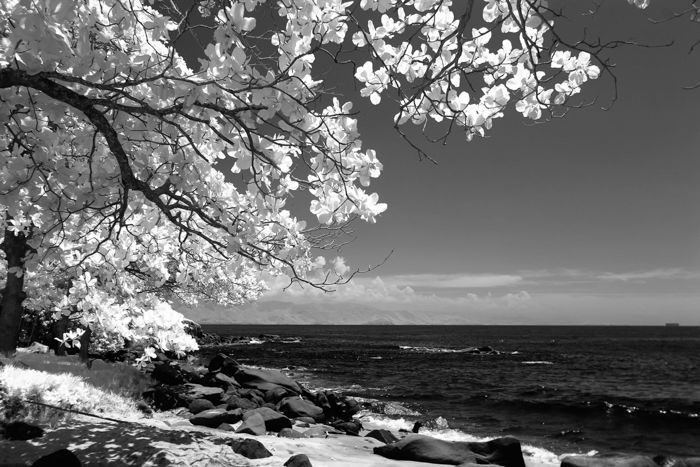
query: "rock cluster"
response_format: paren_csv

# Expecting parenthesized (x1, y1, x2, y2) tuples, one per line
(142, 352, 362, 437)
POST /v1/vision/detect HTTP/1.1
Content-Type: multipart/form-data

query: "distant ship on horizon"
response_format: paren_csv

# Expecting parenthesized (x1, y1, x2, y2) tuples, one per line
(665, 322, 680, 327)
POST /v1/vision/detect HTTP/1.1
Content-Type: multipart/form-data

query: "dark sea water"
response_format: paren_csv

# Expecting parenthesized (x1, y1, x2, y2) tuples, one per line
(201, 325, 700, 460)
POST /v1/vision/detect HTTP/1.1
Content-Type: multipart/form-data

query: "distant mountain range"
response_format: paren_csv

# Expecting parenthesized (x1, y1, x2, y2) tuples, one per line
(178, 300, 433, 325)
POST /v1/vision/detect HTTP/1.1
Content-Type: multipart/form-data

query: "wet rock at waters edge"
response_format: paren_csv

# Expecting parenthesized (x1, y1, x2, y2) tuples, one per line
(229, 438, 272, 459)
(561, 455, 658, 467)
(278, 428, 306, 438)
(468, 436, 526, 467)
(284, 453, 313, 467)
(235, 412, 266, 435)
(32, 449, 81, 467)
(189, 408, 243, 428)
(208, 353, 240, 376)
(654, 456, 700, 467)
(217, 423, 235, 431)
(234, 367, 301, 393)
(366, 429, 399, 444)
(182, 383, 224, 403)
(331, 420, 362, 436)
(412, 421, 423, 433)
(278, 396, 325, 421)
(374, 434, 477, 464)
(226, 395, 259, 411)
(189, 398, 215, 414)
(1, 421, 44, 441)
(242, 407, 292, 432)
(317, 392, 360, 420)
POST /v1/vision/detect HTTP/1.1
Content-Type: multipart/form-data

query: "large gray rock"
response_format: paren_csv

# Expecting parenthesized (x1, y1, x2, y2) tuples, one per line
(226, 395, 258, 411)
(32, 448, 81, 467)
(561, 455, 657, 467)
(284, 454, 313, 467)
(365, 429, 399, 444)
(374, 435, 476, 464)
(236, 412, 266, 435)
(235, 367, 301, 393)
(188, 398, 215, 414)
(189, 408, 243, 428)
(208, 353, 240, 376)
(229, 438, 272, 459)
(182, 383, 224, 403)
(243, 407, 292, 432)
(468, 437, 525, 467)
(278, 396, 324, 421)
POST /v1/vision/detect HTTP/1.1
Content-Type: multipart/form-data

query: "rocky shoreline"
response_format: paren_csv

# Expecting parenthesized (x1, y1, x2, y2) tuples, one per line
(4, 335, 700, 466)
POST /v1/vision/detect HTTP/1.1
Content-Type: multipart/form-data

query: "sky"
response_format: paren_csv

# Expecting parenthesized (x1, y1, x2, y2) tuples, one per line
(185, 1, 700, 325)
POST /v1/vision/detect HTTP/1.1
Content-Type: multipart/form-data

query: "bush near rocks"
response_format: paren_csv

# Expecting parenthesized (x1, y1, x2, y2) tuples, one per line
(229, 438, 272, 459)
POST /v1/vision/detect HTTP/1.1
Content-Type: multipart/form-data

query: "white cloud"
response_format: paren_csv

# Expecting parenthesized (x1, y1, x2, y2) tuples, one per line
(596, 268, 698, 282)
(384, 273, 523, 289)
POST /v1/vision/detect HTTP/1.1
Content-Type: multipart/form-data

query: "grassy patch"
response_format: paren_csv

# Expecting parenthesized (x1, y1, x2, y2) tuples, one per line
(0, 354, 152, 426)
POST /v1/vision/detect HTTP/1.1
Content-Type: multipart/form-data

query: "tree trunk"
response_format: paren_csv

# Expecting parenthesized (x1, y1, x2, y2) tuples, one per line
(79, 326, 92, 368)
(0, 226, 31, 356)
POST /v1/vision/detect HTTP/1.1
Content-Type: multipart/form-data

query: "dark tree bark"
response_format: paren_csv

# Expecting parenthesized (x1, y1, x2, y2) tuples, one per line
(79, 326, 92, 368)
(0, 225, 32, 356)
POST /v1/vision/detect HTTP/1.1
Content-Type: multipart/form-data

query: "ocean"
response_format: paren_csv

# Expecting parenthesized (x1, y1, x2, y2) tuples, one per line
(200, 324, 700, 460)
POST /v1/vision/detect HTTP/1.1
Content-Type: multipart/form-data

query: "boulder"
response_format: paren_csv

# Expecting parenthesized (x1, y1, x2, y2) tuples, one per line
(278, 428, 306, 439)
(19, 342, 50, 354)
(243, 407, 292, 432)
(235, 412, 266, 436)
(226, 395, 258, 411)
(284, 454, 313, 467)
(265, 386, 294, 403)
(238, 388, 266, 406)
(365, 429, 399, 444)
(331, 420, 362, 436)
(229, 438, 272, 459)
(189, 408, 243, 428)
(373, 434, 476, 465)
(214, 372, 240, 388)
(561, 455, 657, 467)
(2, 421, 44, 441)
(189, 399, 215, 414)
(217, 423, 235, 431)
(208, 353, 240, 376)
(234, 367, 301, 393)
(468, 437, 526, 467)
(278, 397, 324, 421)
(32, 448, 81, 467)
(182, 383, 224, 403)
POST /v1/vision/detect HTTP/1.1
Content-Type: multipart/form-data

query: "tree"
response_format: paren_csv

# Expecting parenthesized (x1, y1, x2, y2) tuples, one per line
(0, 0, 651, 355)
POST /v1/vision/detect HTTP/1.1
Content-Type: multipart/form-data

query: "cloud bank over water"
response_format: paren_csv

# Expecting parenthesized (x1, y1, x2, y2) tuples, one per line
(183, 268, 700, 325)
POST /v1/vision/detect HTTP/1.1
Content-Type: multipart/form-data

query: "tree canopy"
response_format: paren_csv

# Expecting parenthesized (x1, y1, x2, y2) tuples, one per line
(0, 0, 657, 355)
